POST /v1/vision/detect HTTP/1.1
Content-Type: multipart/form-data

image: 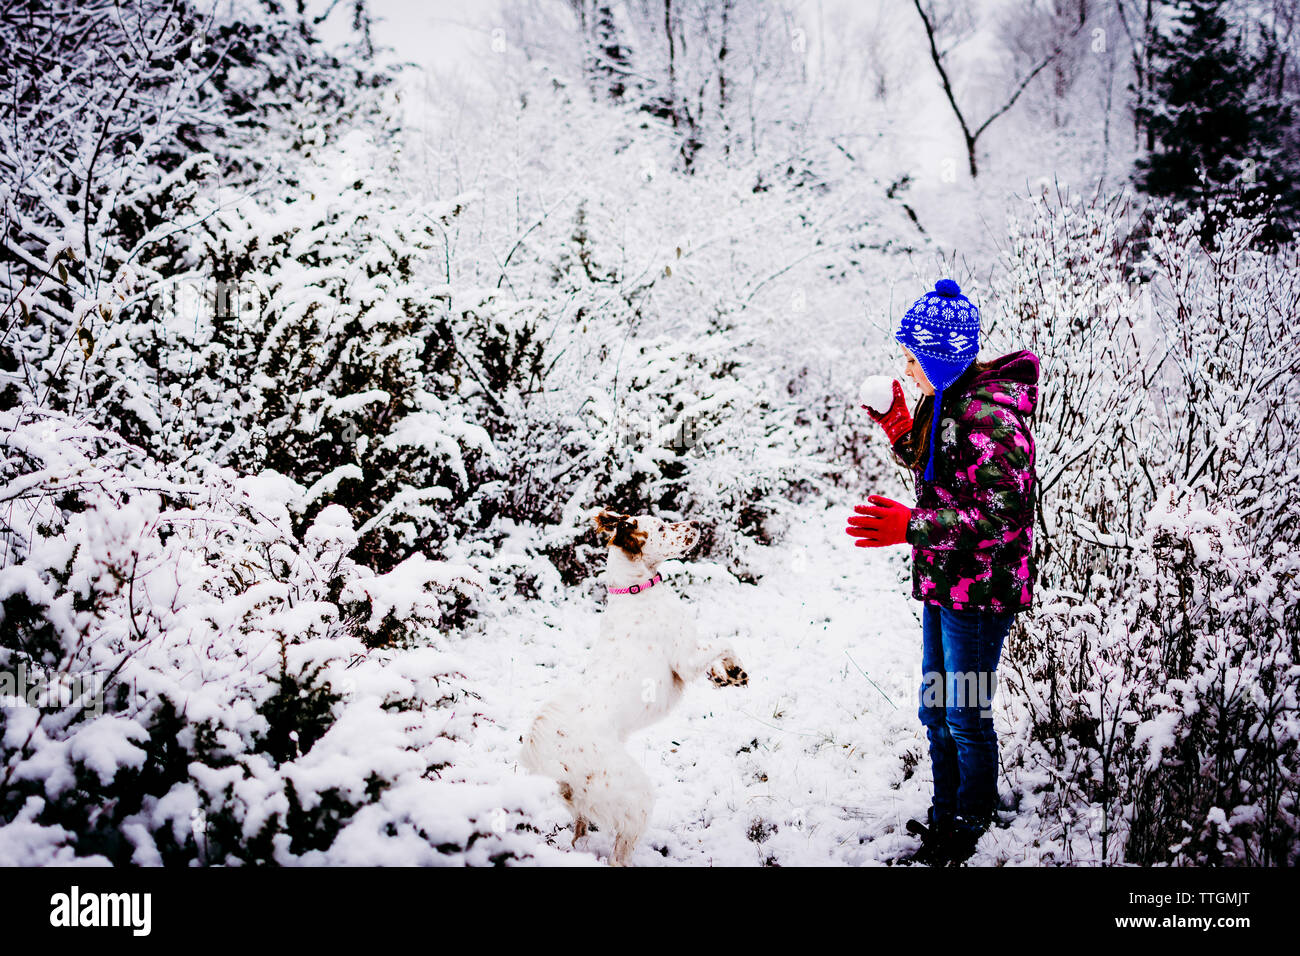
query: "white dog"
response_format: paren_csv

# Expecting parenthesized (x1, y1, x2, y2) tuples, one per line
(519, 508, 749, 866)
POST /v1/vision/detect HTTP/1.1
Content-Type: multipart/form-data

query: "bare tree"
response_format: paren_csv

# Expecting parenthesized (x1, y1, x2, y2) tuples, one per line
(912, 0, 1089, 176)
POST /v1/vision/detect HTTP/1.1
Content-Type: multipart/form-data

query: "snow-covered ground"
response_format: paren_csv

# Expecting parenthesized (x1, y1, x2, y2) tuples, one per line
(455, 495, 1051, 866)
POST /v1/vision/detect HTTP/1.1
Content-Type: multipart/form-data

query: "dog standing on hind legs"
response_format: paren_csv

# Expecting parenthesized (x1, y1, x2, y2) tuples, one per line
(519, 508, 749, 866)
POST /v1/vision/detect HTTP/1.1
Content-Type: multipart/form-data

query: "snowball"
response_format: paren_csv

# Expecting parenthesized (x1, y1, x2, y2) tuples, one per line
(858, 375, 897, 413)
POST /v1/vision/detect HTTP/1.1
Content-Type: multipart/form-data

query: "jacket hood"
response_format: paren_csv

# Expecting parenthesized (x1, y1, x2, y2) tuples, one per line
(962, 349, 1039, 416)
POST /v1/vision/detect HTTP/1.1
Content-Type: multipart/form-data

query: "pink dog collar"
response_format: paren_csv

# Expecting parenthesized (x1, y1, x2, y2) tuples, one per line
(607, 572, 662, 595)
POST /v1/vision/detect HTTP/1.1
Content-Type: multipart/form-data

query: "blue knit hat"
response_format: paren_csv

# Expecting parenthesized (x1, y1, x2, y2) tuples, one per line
(895, 278, 980, 481)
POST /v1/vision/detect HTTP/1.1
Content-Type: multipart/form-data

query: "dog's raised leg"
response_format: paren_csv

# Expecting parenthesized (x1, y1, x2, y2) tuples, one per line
(686, 642, 748, 686)
(707, 654, 749, 687)
(677, 640, 749, 688)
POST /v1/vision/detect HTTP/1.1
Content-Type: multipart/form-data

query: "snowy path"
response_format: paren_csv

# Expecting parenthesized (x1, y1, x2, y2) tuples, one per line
(449, 496, 1040, 866)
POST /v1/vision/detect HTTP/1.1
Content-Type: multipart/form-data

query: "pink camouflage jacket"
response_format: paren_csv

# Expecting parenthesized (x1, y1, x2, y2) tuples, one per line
(889, 349, 1041, 614)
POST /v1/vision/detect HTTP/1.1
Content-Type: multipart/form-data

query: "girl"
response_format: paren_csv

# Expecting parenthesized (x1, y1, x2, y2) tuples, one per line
(845, 278, 1039, 866)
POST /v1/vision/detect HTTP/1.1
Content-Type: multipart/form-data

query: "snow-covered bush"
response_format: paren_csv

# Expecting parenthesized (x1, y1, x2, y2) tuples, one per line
(0, 0, 391, 418)
(991, 188, 1300, 865)
(0, 408, 556, 865)
(1123, 488, 1297, 865)
(81, 127, 829, 591)
(84, 128, 505, 586)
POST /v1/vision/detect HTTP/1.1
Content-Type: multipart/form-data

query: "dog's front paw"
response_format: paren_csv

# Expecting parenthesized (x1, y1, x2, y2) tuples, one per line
(708, 656, 748, 687)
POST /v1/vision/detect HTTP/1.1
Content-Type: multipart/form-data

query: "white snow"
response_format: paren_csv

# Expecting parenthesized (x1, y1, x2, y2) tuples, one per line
(461, 497, 1059, 866)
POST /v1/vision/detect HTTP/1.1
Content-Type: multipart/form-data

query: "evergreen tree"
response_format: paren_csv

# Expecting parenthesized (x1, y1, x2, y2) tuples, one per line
(1133, 0, 1298, 245)
(589, 2, 632, 100)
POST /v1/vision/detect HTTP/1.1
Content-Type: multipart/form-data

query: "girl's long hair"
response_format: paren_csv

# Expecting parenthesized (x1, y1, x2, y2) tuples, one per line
(906, 358, 998, 473)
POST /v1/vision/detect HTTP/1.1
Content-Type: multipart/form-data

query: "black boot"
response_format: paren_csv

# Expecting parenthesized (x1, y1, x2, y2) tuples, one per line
(896, 809, 955, 866)
(942, 813, 990, 866)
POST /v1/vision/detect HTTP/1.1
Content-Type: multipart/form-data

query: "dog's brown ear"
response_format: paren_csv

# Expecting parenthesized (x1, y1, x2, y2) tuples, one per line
(593, 508, 622, 534)
(593, 509, 647, 556)
(610, 518, 647, 557)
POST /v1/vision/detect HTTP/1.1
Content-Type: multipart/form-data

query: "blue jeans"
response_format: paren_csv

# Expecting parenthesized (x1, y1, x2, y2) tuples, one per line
(918, 603, 1015, 825)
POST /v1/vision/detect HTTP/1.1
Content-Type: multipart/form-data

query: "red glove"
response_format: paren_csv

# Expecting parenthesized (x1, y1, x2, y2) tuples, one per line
(845, 495, 912, 547)
(863, 380, 912, 445)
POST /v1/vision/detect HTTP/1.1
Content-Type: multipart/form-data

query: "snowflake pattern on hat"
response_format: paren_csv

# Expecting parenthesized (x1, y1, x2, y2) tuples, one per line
(897, 280, 981, 380)
(894, 278, 982, 481)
